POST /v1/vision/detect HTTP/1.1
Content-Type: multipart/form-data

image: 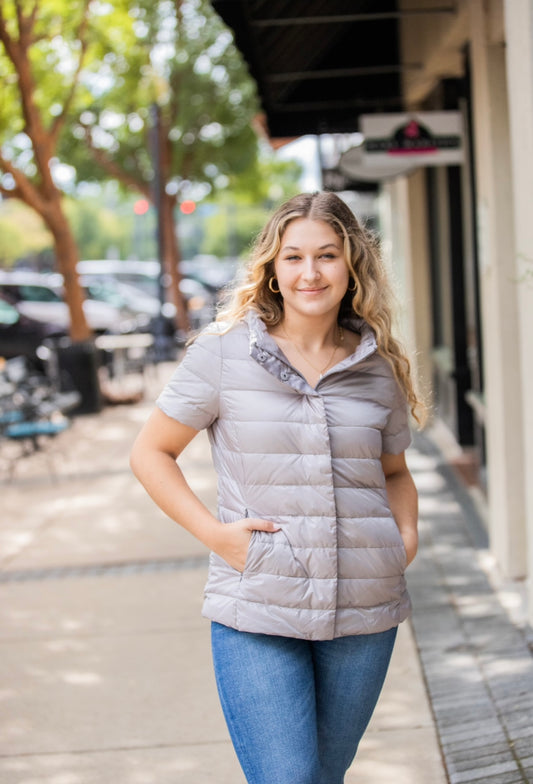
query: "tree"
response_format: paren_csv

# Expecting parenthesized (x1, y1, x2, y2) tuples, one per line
(198, 151, 303, 258)
(0, 0, 261, 337)
(66, 0, 260, 330)
(0, 0, 135, 340)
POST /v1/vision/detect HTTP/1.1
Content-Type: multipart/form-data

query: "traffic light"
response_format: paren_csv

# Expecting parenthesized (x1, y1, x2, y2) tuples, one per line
(180, 200, 196, 215)
(133, 199, 150, 215)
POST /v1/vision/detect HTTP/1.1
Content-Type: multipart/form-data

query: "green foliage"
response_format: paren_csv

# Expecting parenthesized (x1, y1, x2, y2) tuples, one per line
(1, 0, 260, 197)
(196, 146, 304, 258)
(0, 0, 301, 272)
(64, 196, 138, 260)
(0, 191, 156, 266)
(64, 0, 260, 198)
(0, 201, 53, 266)
(0, 217, 25, 266)
(224, 147, 304, 208)
(0, 0, 85, 137)
(198, 205, 266, 259)
(0, 0, 264, 339)
(0, 0, 137, 184)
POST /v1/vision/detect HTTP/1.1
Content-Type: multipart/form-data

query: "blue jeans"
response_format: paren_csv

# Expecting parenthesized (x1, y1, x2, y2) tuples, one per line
(211, 622, 397, 784)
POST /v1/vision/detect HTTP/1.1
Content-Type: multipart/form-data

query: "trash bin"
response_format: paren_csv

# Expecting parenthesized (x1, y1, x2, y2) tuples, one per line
(52, 338, 102, 415)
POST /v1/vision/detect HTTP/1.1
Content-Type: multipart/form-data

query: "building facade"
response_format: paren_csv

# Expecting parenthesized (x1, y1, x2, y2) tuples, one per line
(384, 0, 533, 625)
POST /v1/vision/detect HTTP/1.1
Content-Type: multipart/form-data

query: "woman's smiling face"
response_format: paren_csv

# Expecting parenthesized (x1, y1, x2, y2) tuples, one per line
(274, 218, 350, 321)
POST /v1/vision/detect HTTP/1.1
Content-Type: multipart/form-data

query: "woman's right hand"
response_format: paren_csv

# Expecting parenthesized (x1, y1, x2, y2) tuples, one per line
(213, 518, 281, 572)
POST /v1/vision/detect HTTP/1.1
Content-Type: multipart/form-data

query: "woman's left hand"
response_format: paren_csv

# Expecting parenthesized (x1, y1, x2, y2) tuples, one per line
(401, 528, 418, 566)
(381, 451, 419, 568)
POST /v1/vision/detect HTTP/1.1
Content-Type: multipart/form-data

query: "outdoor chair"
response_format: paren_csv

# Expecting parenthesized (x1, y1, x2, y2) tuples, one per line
(0, 356, 81, 480)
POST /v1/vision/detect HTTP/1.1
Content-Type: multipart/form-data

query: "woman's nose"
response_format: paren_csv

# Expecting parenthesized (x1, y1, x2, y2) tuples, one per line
(302, 257, 320, 279)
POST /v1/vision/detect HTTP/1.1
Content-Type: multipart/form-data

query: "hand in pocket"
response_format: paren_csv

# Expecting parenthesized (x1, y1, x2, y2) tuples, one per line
(214, 517, 281, 572)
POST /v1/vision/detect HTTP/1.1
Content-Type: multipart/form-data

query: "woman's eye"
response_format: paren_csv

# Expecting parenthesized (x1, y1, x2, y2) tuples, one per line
(320, 253, 336, 260)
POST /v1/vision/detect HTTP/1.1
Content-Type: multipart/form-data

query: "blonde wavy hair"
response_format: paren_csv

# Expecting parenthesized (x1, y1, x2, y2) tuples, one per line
(217, 191, 425, 425)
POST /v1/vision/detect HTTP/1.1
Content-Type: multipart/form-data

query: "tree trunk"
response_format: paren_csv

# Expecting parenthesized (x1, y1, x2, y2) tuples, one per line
(162, 192, 190, 333)
(43, 199, 91, 342)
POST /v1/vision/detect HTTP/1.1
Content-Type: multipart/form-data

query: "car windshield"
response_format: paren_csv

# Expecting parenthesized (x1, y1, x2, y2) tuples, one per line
(18, 285, 62, 303)
(0, 299, 20, 325)
(120, 274, 159, 298)
(84, 281, 128, 308)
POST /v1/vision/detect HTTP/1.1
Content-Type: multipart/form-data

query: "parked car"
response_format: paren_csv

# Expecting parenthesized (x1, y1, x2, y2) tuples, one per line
(77, 260, 161, 297)
(0, 270, 138, 335)
(78, 274, 177, 335)
(0, 293, 66, 364)
(77, 260, 216, 327)
(180, 256, 238, 292)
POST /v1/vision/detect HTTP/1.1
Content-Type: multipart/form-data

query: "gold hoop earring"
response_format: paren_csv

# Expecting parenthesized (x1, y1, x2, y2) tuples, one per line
(348, 278, 357, 292)
(268, 277, 280, 294)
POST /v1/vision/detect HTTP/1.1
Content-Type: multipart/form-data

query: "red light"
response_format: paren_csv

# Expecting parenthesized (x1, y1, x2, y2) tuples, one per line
(133, 199, 150, 215)
(180, 200, 196, 215)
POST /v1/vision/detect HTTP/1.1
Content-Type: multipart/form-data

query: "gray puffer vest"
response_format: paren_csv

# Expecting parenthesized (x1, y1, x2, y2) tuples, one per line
(157, 310, 412, 641)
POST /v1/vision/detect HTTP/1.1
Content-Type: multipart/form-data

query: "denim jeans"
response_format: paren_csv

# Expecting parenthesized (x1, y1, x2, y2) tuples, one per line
(211, 622, 397, 784)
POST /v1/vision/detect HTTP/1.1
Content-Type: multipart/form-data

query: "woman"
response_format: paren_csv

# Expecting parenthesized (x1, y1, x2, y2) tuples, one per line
(130, 192, 424, 784)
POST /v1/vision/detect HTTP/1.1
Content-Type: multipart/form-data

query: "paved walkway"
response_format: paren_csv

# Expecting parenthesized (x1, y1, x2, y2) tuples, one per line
(0, 364, 531, 783)
(409, 433, 533, 784)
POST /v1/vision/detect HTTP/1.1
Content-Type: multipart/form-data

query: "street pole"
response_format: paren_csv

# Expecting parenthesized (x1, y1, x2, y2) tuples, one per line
(149, 103, 170, 360)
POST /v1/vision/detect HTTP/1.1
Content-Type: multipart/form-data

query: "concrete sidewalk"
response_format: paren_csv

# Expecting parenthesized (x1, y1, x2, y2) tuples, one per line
(0, 363, 529, 783)
(407, 433, 533, 784)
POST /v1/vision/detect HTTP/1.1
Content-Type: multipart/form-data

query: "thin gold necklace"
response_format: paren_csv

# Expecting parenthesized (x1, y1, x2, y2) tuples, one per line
(282, 325, 344, 379)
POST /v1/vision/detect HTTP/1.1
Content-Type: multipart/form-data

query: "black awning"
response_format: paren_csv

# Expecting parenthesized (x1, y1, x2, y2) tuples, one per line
(211, 0, 406, 137)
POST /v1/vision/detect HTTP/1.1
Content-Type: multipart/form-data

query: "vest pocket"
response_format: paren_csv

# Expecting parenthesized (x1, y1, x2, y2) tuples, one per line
(241, 529, 267, 575)
(239, 507, 282, 577)
(239, 509, 268, 576)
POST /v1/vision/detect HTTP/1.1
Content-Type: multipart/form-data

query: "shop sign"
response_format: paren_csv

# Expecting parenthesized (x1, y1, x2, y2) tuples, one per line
(361, 112, 463, 167)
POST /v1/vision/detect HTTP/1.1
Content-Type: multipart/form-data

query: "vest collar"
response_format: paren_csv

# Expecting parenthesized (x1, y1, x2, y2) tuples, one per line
(245, 309, 378, 393)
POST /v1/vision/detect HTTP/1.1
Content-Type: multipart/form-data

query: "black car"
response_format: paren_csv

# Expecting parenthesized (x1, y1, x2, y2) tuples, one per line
(0, 294, 66, 364)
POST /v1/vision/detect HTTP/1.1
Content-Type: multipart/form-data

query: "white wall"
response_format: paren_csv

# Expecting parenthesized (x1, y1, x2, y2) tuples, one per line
(503, 0, 533, 624)
(468, 0, 527, 578)
(379, 174, 433, 410)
